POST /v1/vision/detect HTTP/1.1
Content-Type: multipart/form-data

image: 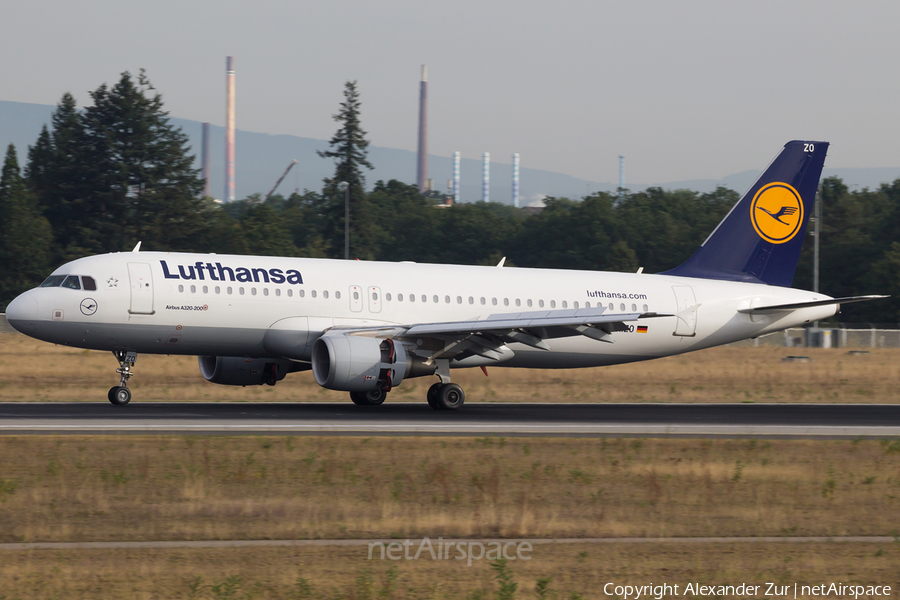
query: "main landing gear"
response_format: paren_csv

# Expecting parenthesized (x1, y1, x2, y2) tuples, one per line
(108, 350, 136, 406)
(425, 360, 465, 410)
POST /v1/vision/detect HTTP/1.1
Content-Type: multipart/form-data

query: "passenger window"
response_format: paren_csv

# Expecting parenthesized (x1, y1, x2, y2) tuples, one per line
(643, 304, 648, 312)
(263, 288, 269, 296)
(287, 289, 292, 297)
(433, 295, 438, 303)
(539, 300, 544, 308)
(480, 297, 486, 305)
(550, 300, 556, 308)
(409, 294, 415, 303)
(215, 286, 221, 294)
(323, 291, 329, 299)
(468, 296, 474, 304)
(422, 295, 427, 303)
(620, 303, 626, 311)
(190, 285, 197, 294)
(227, 287, 233, 295)
(386, 293, 392, 301)
(632, 303, 637, 311)
(573, 301, 579, 309)
(251, 288, 257, 296)
(178, 284, 184, 293)
(527, 299, 533, 307)
(335, 291, 341, 299)
(40, 275, 66, 288)
(608, 303, 614, 310)
(457, 296, 462, 304)
(492, 298, 497, 306)
(82, 276, 97, 291)
(503, 298, 509, 306)
(61, 275, 81, 290)
(445, 295, 450, 304)
(203, 285, 209, 294)
(515, 299, 521, 307)
(585, 302, 590, 308)
(299, 290, 305, 298)
(311, 290, 317, 298)
(275, 289, 281, 297)
(562, 301, 568, 308)
(354, 291, 360, 300)
(239, 288, 245, 295)
(398, 294, 403, 301)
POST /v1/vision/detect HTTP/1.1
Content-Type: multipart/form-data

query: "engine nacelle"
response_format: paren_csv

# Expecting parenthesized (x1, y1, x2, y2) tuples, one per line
(312, 335, 432, 392)
(199, 356, 299, 386)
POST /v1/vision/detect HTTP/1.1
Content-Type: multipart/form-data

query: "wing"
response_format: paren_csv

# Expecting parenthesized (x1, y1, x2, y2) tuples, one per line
(327, 306, 671, 363)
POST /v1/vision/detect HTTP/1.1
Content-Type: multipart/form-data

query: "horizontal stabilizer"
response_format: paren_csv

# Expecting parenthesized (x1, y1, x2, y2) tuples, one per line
(737, 295, 888, 314)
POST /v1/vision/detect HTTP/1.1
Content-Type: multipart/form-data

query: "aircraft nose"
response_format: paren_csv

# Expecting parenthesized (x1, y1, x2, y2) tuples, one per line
(5, 292, 38, 332)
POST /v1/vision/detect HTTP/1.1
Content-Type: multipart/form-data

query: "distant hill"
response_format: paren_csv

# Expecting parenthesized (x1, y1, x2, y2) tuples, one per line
(3, 100, 899, 203)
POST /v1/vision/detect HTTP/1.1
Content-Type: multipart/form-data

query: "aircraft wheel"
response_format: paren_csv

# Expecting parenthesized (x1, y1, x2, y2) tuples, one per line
(350, 390, 387, 406)
(108, 386, 131, 406)
(363, 389, 387, 406)
(426, 383, 443, 409)
(436, 383, 465, 410)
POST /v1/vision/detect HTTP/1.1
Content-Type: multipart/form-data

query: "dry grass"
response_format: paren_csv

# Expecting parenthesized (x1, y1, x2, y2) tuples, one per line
(1, 436, 899, 544)
(0, 542, 897, 599)
(1, 332, 899, 403)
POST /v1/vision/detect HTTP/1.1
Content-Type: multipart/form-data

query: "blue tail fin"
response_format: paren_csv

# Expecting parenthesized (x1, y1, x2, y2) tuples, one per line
(661, 140, 828, 287)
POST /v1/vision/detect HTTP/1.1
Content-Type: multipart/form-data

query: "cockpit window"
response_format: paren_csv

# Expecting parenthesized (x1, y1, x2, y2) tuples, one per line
(61, 275, 81, 290)
(82, 276, 97, 291)
(40, 275, 66, 288)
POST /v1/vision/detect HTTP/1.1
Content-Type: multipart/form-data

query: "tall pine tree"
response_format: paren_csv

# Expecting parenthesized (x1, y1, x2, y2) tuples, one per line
(79, 70, 206, 252)
(317, 81, 375, 259)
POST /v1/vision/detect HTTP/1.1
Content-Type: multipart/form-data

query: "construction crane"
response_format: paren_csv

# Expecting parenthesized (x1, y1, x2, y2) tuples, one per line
(264, 160, 298, 201)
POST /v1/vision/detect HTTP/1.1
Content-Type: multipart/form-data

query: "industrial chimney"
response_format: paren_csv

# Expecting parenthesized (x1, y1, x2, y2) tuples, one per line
(416, 65, 428, 193)
(482, 152, 490, 202)
(201, 122, 210, 197)
(512, 153, 520, 208)
(225, 57, 236, 202)
(452, 151, 460, 204)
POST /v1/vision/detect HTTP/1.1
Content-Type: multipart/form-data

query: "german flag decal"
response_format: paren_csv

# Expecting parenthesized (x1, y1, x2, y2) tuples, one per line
(637, 326, 648, 333)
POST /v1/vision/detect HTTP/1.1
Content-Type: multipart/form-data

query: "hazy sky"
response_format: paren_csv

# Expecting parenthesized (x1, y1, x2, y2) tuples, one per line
(2, 0, 898, 184)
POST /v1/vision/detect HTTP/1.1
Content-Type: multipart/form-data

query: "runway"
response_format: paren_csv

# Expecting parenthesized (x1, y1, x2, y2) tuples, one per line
(1, 402, 899, 437)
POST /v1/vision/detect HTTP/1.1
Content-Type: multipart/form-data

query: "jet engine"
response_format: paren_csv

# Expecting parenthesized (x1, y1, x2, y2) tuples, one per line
(311, 335, 434, 392)
(198, 356, 302, 386)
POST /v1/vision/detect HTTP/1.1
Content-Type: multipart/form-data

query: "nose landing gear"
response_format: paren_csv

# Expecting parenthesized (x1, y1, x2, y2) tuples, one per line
(108, 350, 137, 406)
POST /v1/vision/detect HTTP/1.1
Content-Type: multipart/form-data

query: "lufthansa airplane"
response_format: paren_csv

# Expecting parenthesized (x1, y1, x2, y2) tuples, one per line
(4, 141, 885, 409)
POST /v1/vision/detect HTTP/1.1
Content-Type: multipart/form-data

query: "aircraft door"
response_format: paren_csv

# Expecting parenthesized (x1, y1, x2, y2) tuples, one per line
(127, 262, 155, 315)
(671, 285, 697, 337)
(349, 285, 363, 312)
(368, 286, 382, 313)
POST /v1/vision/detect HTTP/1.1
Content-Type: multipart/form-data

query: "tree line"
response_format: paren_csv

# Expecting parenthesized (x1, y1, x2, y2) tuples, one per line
(1, 72, 898, 322)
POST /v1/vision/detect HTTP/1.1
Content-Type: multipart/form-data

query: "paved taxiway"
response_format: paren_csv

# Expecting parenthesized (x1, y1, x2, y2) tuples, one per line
(1, 402, 899, 437)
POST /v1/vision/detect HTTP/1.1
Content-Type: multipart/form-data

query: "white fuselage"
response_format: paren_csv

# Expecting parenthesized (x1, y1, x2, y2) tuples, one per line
(8, 251, 836, 369)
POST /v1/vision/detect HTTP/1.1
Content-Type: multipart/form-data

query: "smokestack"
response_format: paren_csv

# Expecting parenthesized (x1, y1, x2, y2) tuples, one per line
(416, 65, 428, 193)
(482, 152, 490, 202)
(512, 153, 520, 208)
(225, 56, 236, 202)
(452, 151, 460, 205)
(201, 122, 210, 197)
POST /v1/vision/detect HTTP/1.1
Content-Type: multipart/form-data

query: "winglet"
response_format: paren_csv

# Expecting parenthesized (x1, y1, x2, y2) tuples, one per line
(496, 257, 506, 267)
(131, 241, 142, 253)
